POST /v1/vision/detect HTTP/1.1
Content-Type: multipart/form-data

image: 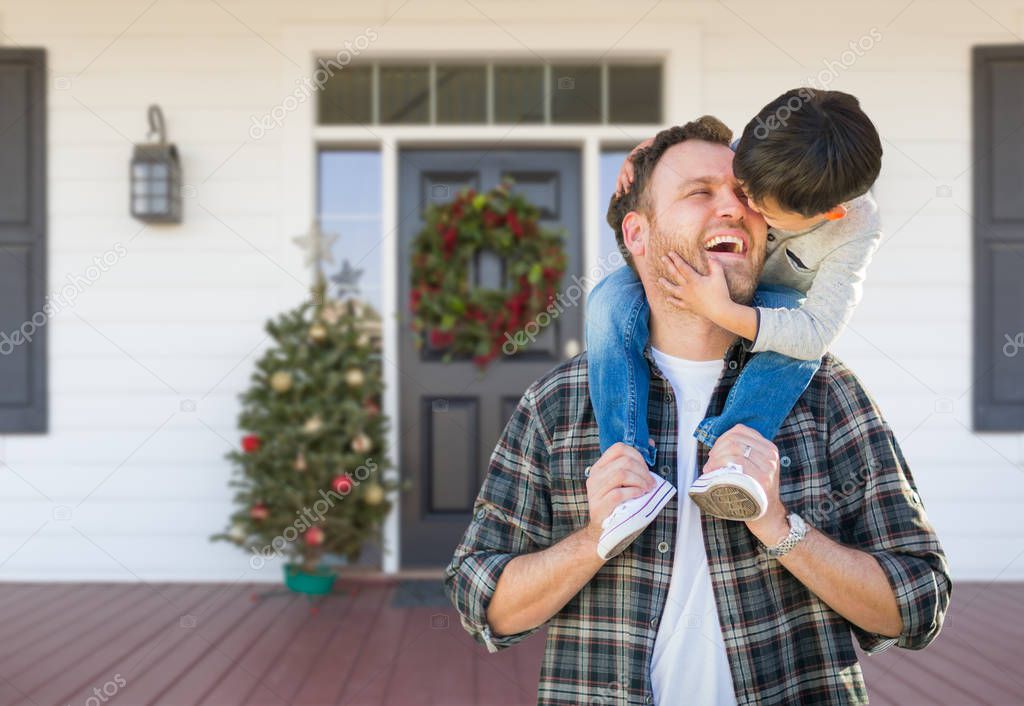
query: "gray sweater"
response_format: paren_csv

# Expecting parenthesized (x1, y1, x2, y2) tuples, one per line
(750, 191, 882, 360)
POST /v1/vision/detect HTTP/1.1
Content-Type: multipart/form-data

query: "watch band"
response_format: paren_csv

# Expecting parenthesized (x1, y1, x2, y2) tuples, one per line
(763, 513, 808, 558)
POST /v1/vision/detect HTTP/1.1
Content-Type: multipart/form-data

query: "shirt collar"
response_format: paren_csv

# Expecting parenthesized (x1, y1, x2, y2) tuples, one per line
(642, 337, 748, 382)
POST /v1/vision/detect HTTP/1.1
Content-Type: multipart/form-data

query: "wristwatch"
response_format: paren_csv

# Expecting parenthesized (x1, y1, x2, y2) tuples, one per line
(762, 513, 808, 558)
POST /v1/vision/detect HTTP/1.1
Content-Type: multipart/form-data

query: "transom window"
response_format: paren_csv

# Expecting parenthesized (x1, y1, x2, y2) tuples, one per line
(318, 60, 662, 126)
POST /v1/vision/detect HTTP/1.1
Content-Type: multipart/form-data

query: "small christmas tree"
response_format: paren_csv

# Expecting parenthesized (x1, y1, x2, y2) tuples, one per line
(214, 222, 404, 576)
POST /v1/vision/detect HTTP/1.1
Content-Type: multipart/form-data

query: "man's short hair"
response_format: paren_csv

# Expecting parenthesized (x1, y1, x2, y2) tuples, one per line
(733, 88, 882, 217)
(607, 116, 733, 272)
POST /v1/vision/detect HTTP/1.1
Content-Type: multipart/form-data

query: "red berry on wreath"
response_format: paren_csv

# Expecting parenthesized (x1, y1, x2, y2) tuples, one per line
(331, 475, 353, 494)
(241, 434, 261, 453)
(305, 526, 325, 546)
(250, 503, 268, 521)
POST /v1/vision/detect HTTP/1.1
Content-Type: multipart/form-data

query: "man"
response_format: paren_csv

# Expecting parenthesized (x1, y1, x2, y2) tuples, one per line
(443, 117, 950, 705)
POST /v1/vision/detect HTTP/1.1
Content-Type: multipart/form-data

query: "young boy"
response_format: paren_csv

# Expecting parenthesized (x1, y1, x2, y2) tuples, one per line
(591, 89, 883, 560)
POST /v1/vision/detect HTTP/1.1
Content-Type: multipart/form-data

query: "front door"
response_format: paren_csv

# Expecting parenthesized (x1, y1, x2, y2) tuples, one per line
(398, 149, 582, 568)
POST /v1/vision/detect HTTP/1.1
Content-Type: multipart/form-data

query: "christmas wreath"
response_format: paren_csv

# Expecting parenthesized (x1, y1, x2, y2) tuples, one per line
(409, 180, 567, 368)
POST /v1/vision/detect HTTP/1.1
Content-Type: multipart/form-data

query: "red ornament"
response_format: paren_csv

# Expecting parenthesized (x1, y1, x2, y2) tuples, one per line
(331, 475, 353, 494)
(241, 435, 261, 453)
(250, 503, 268, 521)
(305, 526, 325, 546)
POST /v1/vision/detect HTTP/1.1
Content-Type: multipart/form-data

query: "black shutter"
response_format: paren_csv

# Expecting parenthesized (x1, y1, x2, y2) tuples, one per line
(0, 48, 46, 433)
(973, 45, 1024, 431)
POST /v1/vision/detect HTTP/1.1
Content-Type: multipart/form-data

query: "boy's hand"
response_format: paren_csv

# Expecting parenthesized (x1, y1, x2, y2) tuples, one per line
(614, 136, 655, 196)
(657, 251, 732, 321)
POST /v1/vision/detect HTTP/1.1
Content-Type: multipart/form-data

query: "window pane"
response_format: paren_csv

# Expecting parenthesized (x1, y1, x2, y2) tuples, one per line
(551, 64, 601, 124)
(494, 65, 544, 124)
(318, 65, 373, 125)
(318, 150, 384, 313)
(598, 150, 630, 266)
(380, 65, 429, 124)
(436, 65, 486, 124)
(608, 64, 662, 124)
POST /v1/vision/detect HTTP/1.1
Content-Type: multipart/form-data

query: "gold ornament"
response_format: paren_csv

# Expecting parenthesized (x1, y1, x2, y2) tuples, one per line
(308, 323, 328, 343)
(228, 523, 247, 542)
(320, 301, 343, 325)
(270, 370, 293, 393)
(351, 432, 373, 454)
(344, 368, 365, 387)
(363, 483, 385, 505)
(293, 451, 307, 472)
(303, 415, 324, 435)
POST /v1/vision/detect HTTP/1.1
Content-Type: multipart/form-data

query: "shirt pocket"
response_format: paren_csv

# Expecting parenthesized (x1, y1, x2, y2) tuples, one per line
(548, 443, 599, 537)
(774, 412, 840, 535)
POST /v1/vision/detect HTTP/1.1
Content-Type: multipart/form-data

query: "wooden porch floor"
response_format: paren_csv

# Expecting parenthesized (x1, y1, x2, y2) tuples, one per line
(0, 579, 1018, 705)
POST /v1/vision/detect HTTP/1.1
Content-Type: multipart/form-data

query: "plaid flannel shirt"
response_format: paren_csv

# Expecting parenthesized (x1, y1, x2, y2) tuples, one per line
(443, 343, 951, 705)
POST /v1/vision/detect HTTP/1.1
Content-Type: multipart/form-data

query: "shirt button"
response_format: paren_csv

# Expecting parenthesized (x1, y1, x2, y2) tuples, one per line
(780, 456, 791, 467)
(475, 508, 486, 520)
(584, 465, 591, 478)
(646, 697, 653, 705)
(658, 541, 670, 554)
(660, 465, 672, 477)
(650, 616, 659, 628)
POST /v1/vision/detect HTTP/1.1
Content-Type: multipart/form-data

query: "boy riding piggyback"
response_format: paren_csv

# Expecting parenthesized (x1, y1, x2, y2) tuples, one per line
(590, 89, 884, 560)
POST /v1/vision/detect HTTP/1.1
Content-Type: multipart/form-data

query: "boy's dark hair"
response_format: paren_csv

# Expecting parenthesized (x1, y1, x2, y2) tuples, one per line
(607, 115, 733, 271)
(733, 88, 882, 217)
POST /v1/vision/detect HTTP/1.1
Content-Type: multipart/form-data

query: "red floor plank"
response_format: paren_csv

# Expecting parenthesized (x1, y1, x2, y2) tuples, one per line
(0, 582, 157, 691)
(28, 584, 209, 706)
(252, 589, 356, 704)
(152, 589, 297, 706)
(0, 580, 1019, 706)
(199, 591, 324, 705)
(89, 583, 256, 706)
(289, 581, 390, 706)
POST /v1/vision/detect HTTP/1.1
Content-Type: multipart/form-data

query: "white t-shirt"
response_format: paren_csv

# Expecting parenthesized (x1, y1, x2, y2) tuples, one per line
(649, 346, 738, 706)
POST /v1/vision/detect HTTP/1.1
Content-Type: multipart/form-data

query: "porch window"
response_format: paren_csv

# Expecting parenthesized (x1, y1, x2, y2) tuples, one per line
(598, 149, 630, 267)
(317, 150, 383, 313)
(318, 60, 662, 126)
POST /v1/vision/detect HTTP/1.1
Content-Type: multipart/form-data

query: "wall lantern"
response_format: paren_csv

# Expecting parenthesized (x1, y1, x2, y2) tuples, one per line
(130, 105, 182, 223)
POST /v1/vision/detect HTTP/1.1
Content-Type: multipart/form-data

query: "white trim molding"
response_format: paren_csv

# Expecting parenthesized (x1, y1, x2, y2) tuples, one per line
(280, 20, 704, 573)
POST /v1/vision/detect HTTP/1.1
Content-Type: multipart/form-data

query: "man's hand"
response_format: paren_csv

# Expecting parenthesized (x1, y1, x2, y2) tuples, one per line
(583, 443, 656, 549)
(703, 424, 789, 545)
(614, 136, 655, 196)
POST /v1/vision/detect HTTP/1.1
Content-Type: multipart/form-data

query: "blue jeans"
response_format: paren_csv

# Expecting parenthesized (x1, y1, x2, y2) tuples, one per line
(585, 265, 821, 466)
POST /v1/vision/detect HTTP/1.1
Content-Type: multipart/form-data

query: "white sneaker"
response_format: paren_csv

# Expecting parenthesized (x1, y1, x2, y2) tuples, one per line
(597, 471, 676, 560)
(687, 462, 767, 521)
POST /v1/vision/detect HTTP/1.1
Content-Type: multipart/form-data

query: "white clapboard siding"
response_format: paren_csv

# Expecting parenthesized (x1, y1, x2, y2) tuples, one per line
(0, 0, 1022, 582)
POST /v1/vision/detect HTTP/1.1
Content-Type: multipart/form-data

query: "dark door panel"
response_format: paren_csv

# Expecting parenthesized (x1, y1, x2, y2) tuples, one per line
(398, 149, 582, 567)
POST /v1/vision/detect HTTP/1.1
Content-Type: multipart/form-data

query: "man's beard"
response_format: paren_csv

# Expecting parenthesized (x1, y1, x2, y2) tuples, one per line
(648, 214, 761, 307)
